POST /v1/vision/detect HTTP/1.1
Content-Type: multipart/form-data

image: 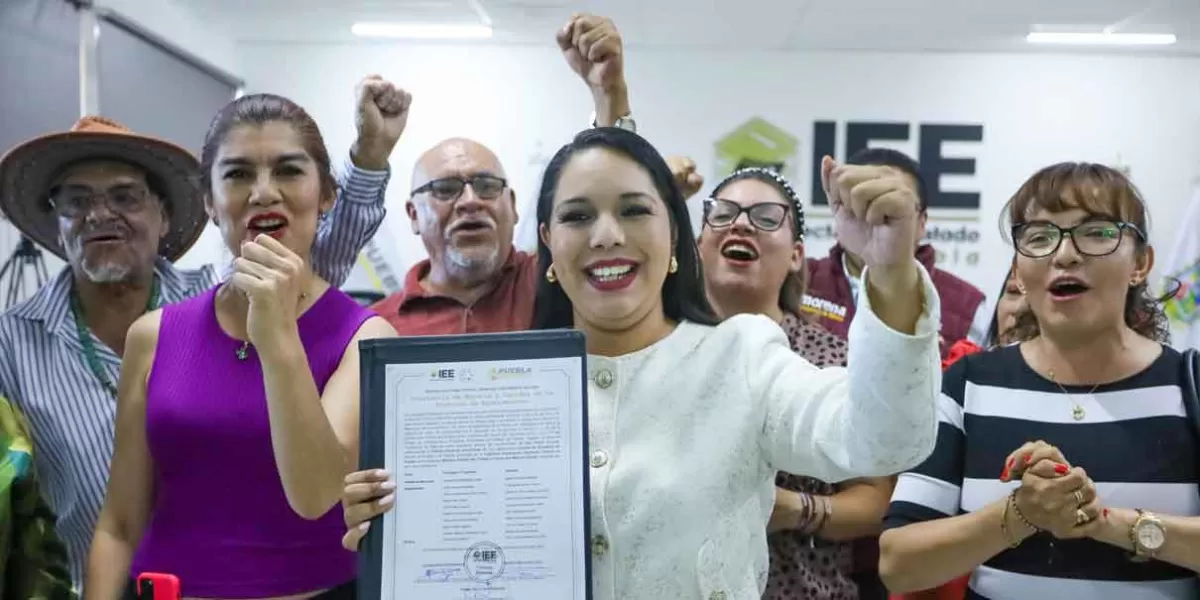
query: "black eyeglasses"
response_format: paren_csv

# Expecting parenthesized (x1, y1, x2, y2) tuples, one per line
(1011, 218, 1145, 258)
(703, 198, 790, 232)
(48, 185, 153, 217)
(411, 175, 507, 201)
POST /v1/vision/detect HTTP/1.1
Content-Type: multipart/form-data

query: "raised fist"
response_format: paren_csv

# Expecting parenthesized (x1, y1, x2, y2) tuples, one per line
(821, 155, 922, 270)
(352, 75, 412, 170)
(666, 156, 704, 199)
(556, 14, 625, 92)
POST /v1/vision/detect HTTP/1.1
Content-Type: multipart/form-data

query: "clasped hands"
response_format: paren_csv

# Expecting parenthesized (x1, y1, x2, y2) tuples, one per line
(1001, 440, 1104, 540)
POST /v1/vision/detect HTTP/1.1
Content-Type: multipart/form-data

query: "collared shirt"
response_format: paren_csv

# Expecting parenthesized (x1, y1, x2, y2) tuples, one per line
(0, 159, 389, 588)
(371, 250, 538, 335)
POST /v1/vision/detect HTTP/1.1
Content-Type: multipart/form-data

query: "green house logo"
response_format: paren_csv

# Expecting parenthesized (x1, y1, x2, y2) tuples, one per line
(714, 117, 800, 181)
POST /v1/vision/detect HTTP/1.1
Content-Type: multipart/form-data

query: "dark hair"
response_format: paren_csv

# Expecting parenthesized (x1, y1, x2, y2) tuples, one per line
(709, 168, 808, 317)
(198, 93, 337, 199)
(1000, 161, 1171, 343)
(983, 261, 1017, 348)
(532, 127, 719, 330)
(846, 147, 928, 212)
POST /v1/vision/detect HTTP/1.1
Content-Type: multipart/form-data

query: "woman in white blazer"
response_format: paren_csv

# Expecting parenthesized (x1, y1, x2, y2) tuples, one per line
(341, 128, 943, 599)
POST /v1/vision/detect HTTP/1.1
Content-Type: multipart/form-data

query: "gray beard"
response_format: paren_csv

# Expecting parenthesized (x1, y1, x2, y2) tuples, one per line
(445, 244, 501, 281)
(64, 239, 136, 284)
(80, 259, 134, 284)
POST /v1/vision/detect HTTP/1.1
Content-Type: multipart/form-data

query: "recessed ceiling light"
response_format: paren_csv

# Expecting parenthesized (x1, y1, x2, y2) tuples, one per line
(350, 23, 493, 39)
(1026, 31, 1177, 46)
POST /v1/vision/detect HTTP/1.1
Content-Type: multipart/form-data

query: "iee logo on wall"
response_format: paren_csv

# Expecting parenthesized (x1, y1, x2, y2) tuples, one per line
(808, 121, 984, 213)
(713, 117, 987, 272)
(714, 117, 985, 214)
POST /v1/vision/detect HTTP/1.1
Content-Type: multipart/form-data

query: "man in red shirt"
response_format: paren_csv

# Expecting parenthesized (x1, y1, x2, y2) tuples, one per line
(371, 13, 634, 336)
(370, 138, 540, 334)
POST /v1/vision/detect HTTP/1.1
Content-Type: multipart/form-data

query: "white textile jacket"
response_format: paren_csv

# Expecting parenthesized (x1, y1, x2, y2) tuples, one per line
(584, 260, 942, 599)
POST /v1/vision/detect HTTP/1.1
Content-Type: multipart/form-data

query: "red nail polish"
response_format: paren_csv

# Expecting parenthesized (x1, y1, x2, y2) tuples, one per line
(1000, 467, 1009, 480)
(1103, 508, 1109, 519)
(1054, 463, 1068, 475)
(1024, 454, 1032, 464)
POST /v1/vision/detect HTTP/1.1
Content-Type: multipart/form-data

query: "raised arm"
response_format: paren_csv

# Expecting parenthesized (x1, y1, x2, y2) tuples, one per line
(84, 312, 161, 600)
(556, 14, 632, 128)
(758, 155, 945, 479)
(309, 76, 410, 287)
(754, 260, 940, 482)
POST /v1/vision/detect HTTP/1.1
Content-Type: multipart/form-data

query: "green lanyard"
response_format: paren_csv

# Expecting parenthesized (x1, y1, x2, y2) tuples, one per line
(69, 280, 161, 397)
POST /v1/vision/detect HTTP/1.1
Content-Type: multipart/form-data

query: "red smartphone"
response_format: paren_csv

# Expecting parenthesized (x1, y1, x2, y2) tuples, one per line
(135, 572, 181, 600)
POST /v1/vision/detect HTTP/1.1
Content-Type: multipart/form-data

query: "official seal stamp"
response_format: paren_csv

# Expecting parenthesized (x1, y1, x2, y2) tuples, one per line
(464, 541, 506, 582)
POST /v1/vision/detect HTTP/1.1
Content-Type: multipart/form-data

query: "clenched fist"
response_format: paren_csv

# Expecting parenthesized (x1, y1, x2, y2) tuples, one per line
(557, 14, 625, 93)
(352, 75, 412, 170)
(820, 155, 922, 270)
(666, 156, 704, 199)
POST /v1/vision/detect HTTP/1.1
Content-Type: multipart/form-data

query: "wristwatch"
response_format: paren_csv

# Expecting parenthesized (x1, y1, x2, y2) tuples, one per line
(1130, 509, 1166, 562)
(590, 112, 637, 133)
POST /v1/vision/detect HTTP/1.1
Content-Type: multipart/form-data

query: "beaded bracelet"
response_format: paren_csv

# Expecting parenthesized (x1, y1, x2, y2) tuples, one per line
(1009, 489, 1037, 532)
(1000, 493, 1022, 548)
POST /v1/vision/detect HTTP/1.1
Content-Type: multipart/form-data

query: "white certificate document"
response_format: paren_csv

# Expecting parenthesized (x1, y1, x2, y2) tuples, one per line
(379, 357, 589, 600)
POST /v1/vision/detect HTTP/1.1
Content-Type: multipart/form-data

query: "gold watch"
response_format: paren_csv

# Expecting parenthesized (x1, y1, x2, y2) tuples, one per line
(1129, 509, 1166, 562)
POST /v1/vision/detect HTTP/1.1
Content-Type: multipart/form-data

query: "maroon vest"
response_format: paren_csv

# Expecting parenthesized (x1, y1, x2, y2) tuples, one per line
(803, 243, 985, 358)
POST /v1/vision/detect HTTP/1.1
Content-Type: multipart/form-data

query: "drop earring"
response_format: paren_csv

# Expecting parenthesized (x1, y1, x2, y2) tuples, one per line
(546, 265, 557, 283)
(668, 256, 678, 274)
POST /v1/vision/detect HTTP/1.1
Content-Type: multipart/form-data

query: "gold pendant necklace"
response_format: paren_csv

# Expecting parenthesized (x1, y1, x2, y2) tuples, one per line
(231, 290, 308, 362)
(1047, 370, 1101, 421)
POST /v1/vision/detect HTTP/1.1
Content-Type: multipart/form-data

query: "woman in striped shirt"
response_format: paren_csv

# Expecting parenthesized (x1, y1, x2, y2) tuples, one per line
(878, 162, 1200, 599)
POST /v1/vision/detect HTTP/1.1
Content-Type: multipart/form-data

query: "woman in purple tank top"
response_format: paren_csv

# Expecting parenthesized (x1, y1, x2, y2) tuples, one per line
(85, 93, 399, 600)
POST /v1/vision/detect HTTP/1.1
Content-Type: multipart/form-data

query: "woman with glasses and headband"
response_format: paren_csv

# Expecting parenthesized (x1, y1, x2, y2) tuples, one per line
(880, 162, 1200, 600)
(697, 167, 895, 600)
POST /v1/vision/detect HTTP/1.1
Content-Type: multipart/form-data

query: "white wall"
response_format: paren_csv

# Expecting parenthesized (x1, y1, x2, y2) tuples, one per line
(94, 0, 238, 77)
(232, 42, 1200, 312)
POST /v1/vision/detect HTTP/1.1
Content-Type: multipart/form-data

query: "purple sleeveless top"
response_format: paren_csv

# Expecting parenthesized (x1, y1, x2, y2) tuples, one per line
(131, 285, 374, 598)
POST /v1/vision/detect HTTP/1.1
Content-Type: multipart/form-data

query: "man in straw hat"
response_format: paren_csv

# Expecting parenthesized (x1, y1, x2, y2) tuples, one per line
(0, 75, 409, 588)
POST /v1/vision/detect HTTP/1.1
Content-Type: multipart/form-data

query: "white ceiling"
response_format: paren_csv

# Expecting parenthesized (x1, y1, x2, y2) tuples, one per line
(183, 0, 1200, 55)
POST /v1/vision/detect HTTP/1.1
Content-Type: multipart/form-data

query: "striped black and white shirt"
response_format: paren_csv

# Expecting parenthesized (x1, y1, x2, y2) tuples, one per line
(0, 160, 389, 588)
(884, 344, 1200, 600)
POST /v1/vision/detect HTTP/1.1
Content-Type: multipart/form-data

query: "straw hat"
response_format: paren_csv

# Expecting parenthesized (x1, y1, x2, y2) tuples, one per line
(0, 116, 207, 262)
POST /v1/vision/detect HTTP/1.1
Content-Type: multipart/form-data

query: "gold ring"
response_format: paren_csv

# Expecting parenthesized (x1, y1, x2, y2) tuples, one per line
(1076, 509, 1090, 525)
(1074, 490, 1085, 506)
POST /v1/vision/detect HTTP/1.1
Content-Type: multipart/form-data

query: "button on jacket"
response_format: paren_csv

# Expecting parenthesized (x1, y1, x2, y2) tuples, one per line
(584, 263, 942, 600)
